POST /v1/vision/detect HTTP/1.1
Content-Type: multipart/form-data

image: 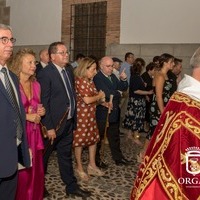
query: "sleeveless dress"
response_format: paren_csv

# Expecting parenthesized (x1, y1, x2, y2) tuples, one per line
(73, 77, 100, 147)
(15, 81, 44, 200)
(123, 74, 146, 132)
(149, 79, 172, 136)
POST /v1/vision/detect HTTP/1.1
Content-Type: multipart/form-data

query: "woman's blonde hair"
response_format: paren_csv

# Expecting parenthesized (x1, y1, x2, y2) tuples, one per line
(74, 57, 96, 78)
(10, 48, 36, 81)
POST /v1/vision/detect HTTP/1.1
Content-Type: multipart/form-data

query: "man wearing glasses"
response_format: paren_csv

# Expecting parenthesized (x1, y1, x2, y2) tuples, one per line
(37, 42, 91, 198)
(0, 24, 30, 200)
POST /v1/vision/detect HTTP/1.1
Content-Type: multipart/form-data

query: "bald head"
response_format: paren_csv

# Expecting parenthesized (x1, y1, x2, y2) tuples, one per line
(39, 48, 49, 64)
(99, 56, 114, 76)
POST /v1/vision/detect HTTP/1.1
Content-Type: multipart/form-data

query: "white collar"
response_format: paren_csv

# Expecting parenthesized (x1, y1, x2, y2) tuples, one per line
(0, 64, 8, 70)
(177, 74, 200, 100)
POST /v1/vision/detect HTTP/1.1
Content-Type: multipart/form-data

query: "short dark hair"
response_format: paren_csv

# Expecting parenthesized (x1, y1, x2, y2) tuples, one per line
(146, 62, 157, 71)
(174, 57, 182, 66)
(153, 56, 160, 63)
(76, 53, 85, 60)
(125, 52, 134, 61)
(48, 41, 65, 58)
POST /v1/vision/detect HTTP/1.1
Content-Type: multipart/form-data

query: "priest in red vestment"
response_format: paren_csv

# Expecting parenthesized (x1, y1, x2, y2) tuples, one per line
(131, 48, 200, 200)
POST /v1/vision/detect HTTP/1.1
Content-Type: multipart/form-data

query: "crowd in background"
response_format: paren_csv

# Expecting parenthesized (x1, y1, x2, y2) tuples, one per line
(3, 22, 199, 200)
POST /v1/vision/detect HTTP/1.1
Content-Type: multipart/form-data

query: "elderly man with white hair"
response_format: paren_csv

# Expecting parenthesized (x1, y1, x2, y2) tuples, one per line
(93, 56, 131, 168)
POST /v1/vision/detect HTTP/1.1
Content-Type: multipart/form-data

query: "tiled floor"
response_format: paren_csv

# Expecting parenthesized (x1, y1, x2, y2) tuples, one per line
(44, 134, 143, 200)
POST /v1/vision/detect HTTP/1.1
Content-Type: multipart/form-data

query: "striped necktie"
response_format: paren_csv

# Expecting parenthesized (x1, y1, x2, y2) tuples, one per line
(1, 67, 22, 141)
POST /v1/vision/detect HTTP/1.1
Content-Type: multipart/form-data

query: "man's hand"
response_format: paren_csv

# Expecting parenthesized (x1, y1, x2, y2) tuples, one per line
(119, 68, 127, 80)
(47, 129, 56, 144)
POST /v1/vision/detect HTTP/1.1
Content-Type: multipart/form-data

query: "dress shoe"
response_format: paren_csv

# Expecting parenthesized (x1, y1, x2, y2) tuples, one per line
(96, 160, 108, 169)
(122, 157, 133, 164)
(66, 187, 91, 198)
(115, 158, 131, 166)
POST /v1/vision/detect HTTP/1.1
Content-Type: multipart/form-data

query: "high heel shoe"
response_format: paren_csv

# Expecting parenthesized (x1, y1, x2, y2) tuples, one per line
(87, 165, 105, 176)
(75, 169, 89, 182)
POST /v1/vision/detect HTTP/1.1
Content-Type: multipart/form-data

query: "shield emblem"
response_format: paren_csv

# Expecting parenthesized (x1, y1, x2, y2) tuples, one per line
(186, 150, 200, 175)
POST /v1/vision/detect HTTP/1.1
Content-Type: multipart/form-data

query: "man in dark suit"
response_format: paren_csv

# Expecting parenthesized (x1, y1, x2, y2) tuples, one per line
(94, 56, 131, 167)
(37, 42, 91, 198)
(0, 24, 30, 200)
(35, 48, 49, 76)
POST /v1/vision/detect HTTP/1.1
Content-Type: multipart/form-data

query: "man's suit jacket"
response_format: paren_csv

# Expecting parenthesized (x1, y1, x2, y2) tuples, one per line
(94, 71, 128, 123)
(0, 70, 30, 178)
(37, 62, 77, 134)
(36, 62, 43, 77)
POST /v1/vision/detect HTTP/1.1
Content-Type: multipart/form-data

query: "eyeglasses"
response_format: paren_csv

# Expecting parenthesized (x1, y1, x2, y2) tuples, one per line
(55, 51, 70, 56)
(0, 37, 16, 44)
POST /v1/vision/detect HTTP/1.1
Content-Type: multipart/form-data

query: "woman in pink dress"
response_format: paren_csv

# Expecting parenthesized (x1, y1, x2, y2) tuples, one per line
(11, 48, 45, 200)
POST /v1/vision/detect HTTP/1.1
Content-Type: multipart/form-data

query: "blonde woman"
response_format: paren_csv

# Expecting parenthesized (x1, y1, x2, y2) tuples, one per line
(73, 57, 105, 181)
(11, 48, 45, 200)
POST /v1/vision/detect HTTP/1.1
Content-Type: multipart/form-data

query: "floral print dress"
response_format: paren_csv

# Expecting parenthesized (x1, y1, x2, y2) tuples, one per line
(149, 79, 172, 136)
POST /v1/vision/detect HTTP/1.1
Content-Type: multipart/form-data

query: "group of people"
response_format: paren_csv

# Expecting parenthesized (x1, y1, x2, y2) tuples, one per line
(0, 23, 131, 200)
(1, 22, 200, 200)
(117, 52, 183, 161)
(109, 50, 200, 199)
(130, 48, 200, 199)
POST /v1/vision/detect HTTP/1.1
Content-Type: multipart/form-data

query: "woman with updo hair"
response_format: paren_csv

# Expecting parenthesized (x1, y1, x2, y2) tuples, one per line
(137, 54, 174, 162)
(141, 62, 157, 132)
(73, 57, 105, 182)
(123, 59, 153, 146)
(149, 53, 174, 138)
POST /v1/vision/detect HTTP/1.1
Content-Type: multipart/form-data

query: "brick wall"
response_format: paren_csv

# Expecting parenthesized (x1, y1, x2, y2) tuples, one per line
(61, 0, 198, 72)
(62, 0, 121, 47)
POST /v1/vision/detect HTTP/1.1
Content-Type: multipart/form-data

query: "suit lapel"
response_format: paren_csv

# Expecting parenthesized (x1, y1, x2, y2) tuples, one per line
(100, 71, 114, 89)
(10, 72, 23, 111)
(0, 78, 11, 103)
(0, 72, 24, 119)
(50, 63, 70, 97)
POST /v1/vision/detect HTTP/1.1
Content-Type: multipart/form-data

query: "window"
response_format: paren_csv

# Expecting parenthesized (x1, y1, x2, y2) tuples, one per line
(70, 1, 107, 61)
